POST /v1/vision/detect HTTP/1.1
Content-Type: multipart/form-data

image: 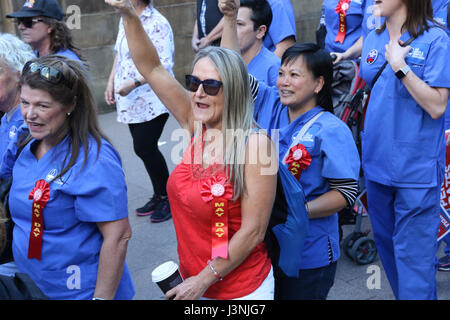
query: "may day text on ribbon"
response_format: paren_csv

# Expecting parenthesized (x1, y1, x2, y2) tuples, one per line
(28, 179, 50, 260)
(200, 175, 233, 260)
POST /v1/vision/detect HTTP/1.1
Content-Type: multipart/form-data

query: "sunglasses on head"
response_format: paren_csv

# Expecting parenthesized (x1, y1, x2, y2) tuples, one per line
(15, 17, 45, 28)
(23, 61, 73, 89)
(185, 75, 223, 96)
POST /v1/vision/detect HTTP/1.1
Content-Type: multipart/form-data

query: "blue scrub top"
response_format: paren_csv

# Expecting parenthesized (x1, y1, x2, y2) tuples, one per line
(248, 46, 281, 87)
(254, 82, 360, 269)
(264, 0, 297, 52)
(360, 24, 450, 188)
(9, 136, 135, 300)
(324, 0, 365, 53)
(433, 0, 450, 129)
(0, 106, 23, 165)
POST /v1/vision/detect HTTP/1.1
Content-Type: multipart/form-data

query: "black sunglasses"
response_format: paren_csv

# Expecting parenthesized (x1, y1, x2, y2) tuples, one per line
(23, 61, 73, 89)
(15, 17, 45, 28)
(185, 75, 223, 96)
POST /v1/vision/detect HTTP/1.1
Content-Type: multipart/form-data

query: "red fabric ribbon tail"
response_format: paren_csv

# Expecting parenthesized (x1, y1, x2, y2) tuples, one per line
(211, 197, 228, 260)
(335, 0, 351, 44)
(27, 180, 50, 260)
(335, 13, 347, 43)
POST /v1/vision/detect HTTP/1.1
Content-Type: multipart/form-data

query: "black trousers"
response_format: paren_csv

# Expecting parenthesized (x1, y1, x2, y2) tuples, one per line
(128, 113, 170, 196)
(274, 262, 337, 300)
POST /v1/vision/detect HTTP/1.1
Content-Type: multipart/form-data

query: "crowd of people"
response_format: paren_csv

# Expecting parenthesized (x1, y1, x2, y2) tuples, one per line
(0, 0, 448, 301)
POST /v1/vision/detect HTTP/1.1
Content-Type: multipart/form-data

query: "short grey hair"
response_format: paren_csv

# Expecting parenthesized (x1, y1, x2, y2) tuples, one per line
(0, 33, 34, 72)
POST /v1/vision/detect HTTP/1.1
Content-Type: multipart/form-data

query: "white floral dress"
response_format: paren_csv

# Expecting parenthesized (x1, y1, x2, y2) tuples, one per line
(114, 6, 175, 124)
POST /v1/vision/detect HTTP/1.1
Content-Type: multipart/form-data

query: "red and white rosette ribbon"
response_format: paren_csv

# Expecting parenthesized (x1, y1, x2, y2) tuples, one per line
(335, 0, 352, 44)
(27, 179, 50, 260)
(284, 144, 312, 181)
(200, 175, 233, 260)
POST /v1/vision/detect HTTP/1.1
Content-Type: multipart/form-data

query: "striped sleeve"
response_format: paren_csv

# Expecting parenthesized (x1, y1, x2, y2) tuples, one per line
(327, 178, 359, 206)
(249, 74, 259, 102)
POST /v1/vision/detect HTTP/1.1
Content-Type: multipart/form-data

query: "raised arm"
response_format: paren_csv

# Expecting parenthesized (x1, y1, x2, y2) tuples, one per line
(219, 0, 240, 52)
(105, 0, 192, 130)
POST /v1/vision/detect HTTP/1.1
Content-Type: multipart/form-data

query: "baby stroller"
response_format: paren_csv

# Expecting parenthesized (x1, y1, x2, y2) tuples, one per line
(331, 57, 378, 265)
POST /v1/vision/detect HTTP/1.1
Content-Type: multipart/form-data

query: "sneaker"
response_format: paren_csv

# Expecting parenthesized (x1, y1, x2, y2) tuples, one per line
(135, 195, 161, 216)
(150, 197, 172, 223)
(438, 255, 450, 272)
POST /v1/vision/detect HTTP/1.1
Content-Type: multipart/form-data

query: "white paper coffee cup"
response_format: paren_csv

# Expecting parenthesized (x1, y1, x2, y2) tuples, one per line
(151, 261, 183, 294)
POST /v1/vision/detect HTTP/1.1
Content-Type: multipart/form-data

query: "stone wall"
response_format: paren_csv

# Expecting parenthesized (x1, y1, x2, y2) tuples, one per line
(1, 0, 322, 113)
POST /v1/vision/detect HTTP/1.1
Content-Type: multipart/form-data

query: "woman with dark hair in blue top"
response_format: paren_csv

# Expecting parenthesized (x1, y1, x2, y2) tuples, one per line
(10, 55, 135, 300)
(359, 0, 450, 299)
(220, 0, 360, 299)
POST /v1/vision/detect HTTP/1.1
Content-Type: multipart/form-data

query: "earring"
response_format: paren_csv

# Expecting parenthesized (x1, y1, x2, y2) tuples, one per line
(67, 112, 71, 116)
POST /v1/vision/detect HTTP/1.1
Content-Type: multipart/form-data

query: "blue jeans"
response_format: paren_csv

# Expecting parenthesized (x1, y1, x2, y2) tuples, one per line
(274, 262, 337, 300)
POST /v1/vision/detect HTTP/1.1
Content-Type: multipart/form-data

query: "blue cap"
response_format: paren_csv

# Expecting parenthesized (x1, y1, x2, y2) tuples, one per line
(6, 0, 64, 21)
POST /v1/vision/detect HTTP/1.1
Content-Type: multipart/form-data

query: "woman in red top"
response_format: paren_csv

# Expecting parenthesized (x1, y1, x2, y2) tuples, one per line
(106, 0, 277, 300)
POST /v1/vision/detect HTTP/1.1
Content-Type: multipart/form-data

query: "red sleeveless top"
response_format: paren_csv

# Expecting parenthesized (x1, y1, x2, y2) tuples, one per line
(166, 136, 271, 299)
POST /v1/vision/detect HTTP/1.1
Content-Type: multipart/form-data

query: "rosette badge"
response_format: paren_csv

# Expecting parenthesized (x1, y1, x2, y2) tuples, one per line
(285, 144, 312, 181)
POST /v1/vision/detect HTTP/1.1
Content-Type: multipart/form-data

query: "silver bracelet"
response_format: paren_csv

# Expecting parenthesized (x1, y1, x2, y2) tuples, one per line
(207, 259, 223, 281)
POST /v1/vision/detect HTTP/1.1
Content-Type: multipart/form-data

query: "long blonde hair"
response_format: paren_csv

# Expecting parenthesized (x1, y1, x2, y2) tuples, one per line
(192, 47, 255, 200)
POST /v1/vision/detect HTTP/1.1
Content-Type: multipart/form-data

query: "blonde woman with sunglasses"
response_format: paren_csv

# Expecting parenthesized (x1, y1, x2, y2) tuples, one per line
(106, 0, 278, 300)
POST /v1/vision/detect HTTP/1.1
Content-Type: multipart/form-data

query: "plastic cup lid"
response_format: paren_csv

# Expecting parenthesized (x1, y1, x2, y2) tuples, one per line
(151, 261, 179, 283)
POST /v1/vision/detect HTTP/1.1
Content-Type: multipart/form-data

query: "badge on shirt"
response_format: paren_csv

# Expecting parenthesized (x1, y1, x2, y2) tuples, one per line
(45, 168, 64, 185)
(366, 49, 378, 65)
(405, 43, 430, 66)
(8, 126, 17, 140)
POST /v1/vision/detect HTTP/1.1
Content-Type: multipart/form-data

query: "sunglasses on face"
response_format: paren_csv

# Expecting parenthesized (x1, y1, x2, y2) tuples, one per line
(23, 61, 73, 89)
(185, 75, 223, 96)
(15, 17, 45, 28)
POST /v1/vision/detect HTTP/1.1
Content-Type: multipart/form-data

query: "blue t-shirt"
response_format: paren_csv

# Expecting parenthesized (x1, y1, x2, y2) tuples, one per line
(324, 0, 365, 53)
(264, 0, 297, 52)
(254, 82, 360, 269)
(9, 136, 135, 300)
(360, 24, 450, 188)
(248, 46, 281, 87)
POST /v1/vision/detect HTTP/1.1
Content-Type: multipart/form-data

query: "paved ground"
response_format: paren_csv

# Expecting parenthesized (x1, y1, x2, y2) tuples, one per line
(98, 110, 450, 300)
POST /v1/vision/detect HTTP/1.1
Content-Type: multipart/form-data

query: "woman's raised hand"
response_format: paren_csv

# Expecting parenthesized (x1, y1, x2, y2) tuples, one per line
(104, 0, 135, 16)
(218, 0, 240, 18)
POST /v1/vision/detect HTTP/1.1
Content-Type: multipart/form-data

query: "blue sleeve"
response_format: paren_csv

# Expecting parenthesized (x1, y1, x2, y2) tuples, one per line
(320, 118, 360, 180)
(266, 0, 297, 47)
(423, 31, 450, 88)
(0, 123, 29, 179)
(71, 141, 129, 222)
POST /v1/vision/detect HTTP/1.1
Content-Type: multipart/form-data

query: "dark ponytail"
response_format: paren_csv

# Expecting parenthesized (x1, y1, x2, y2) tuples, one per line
(281, 43, 334, 114)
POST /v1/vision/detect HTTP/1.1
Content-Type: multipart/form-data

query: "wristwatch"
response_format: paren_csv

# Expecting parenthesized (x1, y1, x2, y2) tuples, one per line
(395, 65, 411, 80)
